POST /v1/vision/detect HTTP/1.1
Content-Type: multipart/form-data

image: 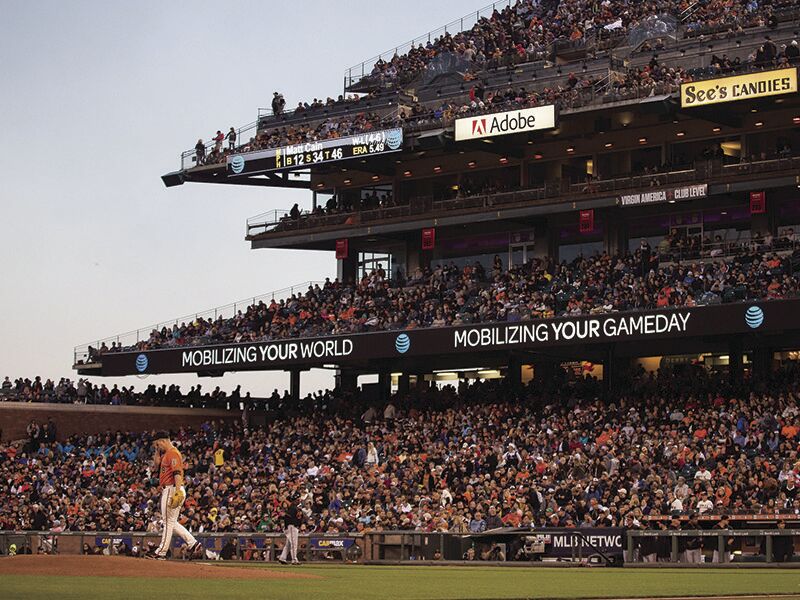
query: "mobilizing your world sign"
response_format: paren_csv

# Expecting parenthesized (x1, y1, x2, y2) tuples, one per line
(96, 300, 797, 376)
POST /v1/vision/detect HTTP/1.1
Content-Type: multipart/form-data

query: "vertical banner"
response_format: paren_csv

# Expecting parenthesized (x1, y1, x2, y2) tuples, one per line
(750, 191, 766, 215)
(422, 228, 436, 250)
(579, 209, 594, 233)
(335, 238, 349, 260)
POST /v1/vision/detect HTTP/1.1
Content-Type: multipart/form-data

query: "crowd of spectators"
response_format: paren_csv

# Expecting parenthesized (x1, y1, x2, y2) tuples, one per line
(0, 377, 251, 409)
(188, 0, 799, 170)
(3, 364, 800, 546)
(89, 243, 799, 357)
(360, 0, 796, 88)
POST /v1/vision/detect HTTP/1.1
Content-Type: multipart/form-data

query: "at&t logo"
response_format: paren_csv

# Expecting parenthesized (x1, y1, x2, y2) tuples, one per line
(230, 155, 245, 174)
(385, 129, 403, 150)
(135, 354, 149, 373)
(745, 306, 764, 329)
(395, 334, 410, 354)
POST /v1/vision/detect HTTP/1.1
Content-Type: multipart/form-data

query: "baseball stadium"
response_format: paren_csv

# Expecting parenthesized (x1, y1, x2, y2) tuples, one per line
(4, 0, 800, 598)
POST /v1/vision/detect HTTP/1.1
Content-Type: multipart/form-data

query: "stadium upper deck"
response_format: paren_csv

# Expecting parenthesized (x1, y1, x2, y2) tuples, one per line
(82, 2, 800, 388)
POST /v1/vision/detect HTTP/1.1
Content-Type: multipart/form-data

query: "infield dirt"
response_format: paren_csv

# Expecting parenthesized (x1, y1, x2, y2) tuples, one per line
(0, 555, 317, 580)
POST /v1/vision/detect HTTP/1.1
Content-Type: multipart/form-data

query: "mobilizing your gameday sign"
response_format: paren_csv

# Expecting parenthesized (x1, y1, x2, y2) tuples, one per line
(454, 105, 556, 141)
(97, 301, 798, 376)
(226, 127, 404, 176)
(680, 67, 798, 108)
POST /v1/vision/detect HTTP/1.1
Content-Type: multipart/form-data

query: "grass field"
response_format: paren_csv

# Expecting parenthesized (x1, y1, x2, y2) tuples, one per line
(3, 565, 800, 600)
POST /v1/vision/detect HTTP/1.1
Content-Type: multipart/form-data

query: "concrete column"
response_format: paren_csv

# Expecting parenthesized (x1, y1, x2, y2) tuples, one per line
(337, 252, 358, 285)
(336, 369, 358, 394)
(378, 372, 391, 404)
(751, 347, 773, 382)
(397, 373, 410, 397)
(289, 369, 301, 403)
(729, 337, 743, 386)
(507, 354, 522, 392)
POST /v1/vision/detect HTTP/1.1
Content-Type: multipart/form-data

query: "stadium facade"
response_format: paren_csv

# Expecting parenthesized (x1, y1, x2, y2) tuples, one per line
(75, 3, 800, 403)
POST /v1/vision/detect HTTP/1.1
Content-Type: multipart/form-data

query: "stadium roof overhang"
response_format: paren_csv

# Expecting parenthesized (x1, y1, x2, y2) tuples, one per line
(76, 300, 800, 378)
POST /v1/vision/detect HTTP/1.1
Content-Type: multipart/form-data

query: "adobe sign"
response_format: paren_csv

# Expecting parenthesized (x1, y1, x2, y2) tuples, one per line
(455, 105, 557, 141)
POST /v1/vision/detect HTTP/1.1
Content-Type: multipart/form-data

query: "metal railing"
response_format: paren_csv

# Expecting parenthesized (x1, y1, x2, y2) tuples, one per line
(246, 155, 800, 239)
(344, 1, 514, 90)
(0, 530, 364, 562)
(179, 120, 259, 171)
(73, 281, 325, 365)
(5, 528, 798, 565)
(627, 529, 800, 564)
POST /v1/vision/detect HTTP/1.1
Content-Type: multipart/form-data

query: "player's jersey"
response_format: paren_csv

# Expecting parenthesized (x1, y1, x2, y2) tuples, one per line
(159, 447, 183, 488)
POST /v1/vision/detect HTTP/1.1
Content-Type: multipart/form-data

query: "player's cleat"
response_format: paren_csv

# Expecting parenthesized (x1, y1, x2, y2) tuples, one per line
(188, 541, 204, 560)
(144, 550, 166, 561)
(278, 558, 288, 565)
(291, 561, 301, 565)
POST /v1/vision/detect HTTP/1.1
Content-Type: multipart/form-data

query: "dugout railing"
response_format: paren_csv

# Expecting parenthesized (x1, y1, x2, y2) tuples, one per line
(626, 529, 800, 565)
(2, 529, 799, 566)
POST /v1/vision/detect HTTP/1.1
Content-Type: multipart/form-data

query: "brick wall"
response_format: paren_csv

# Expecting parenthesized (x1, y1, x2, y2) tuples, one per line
(0, 403, 239, 442)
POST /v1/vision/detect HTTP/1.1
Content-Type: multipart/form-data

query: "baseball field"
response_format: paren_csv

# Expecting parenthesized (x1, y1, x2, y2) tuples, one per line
(2, 557, 800, 600)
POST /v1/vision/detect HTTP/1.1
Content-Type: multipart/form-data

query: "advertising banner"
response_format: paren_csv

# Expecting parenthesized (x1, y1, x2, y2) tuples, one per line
(226, 128, 404, 176)
(537, 528, 625, 558)
(619, 183, 707, 207)
(309, 537, 356, 550)
(680, 68, 798, 108)
(454, 105, 556, 141)
(98, 300, 798, 376)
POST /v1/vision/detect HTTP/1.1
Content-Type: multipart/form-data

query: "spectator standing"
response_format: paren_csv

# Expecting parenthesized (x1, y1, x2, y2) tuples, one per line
(213, 130, 224, 152)
(226, 127, 236, 151)
(194, 139, 205, 165)
(272, 92, 286, 115)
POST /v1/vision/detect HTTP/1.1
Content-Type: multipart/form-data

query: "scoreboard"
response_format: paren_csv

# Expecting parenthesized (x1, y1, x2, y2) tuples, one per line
(227, 127, 403, 176)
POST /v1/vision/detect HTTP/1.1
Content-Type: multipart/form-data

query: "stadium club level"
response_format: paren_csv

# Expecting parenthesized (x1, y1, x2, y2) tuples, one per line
(97, 300, 797, 376)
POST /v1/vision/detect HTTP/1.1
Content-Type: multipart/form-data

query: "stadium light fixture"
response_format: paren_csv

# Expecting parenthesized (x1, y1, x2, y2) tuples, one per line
(604, 142, 613, 148)
(315, 183, 325, 189)
(403, 170, 412, 177)
(566, 147, 575, 153)
(433, 165, 442, 173)
(371, 175, 380, 181)
(467, 161, 477, 168)
(343, 179, 352, 185)
(638, 138, 647, 144)
(499, 157, 509, 164)
(533, 153, 543, 160)
(750, 108, 758, 113)
(755, 122, 763, 127)
(676, 131, 686, 137)
(712, 127, 721, 133)
(793, 117, 800, 124)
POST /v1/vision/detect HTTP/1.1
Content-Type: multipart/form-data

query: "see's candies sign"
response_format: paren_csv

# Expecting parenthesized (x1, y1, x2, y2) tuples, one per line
(681, 68, 798, 108)
(455, 105, 556, 141)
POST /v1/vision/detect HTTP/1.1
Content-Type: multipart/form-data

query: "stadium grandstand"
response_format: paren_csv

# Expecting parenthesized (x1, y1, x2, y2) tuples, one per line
(7, 0, 800, 571)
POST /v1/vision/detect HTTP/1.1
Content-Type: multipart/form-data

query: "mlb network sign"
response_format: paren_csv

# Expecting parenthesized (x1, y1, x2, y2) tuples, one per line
(455, 105, 556, 141)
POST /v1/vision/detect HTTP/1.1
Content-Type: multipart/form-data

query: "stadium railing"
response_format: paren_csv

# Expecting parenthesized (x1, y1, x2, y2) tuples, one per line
(73, 280, 325, 365)
(246, 156, 800, 239)
(626, 528, 800, 564)
(4, 528, 798, 565)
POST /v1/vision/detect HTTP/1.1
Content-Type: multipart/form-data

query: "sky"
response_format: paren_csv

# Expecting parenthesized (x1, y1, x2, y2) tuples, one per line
(0, 0, 477, 397)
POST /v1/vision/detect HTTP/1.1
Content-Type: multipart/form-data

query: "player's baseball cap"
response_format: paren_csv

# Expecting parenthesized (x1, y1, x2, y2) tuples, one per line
(153, 430, 170, 440)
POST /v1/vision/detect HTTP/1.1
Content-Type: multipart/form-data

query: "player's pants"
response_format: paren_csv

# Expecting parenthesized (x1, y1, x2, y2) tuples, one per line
(279, 525, 299, 563)
(682, 548, 702, 563)
(156, 485, 197, 557)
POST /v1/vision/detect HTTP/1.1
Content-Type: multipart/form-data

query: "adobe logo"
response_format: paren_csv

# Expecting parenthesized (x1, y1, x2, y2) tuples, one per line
(471, 118, 487, 136)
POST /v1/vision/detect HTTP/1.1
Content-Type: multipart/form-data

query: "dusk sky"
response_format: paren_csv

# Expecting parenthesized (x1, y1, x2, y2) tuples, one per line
(1, 0, 475, 396)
